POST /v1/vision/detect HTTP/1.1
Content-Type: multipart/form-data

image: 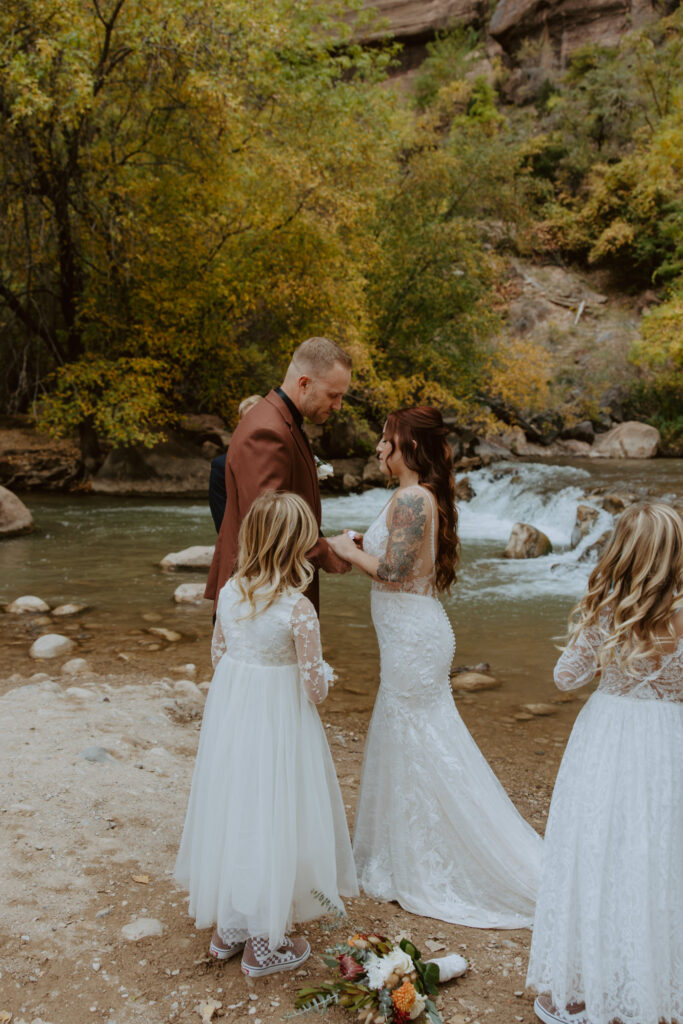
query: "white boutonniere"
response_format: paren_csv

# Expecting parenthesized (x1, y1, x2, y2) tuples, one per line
(314, 456, 334, 481)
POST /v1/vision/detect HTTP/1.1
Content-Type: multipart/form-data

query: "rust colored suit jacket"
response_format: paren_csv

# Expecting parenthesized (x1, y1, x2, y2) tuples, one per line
(204, 389, 337, 613)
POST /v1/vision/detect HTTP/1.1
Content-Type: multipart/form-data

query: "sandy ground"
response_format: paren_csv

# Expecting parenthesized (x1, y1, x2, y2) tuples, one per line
(0, 612, 587, 1024)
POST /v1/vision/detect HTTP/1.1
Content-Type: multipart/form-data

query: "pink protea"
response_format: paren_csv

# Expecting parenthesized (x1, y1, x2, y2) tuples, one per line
(337, 953, 365, 980)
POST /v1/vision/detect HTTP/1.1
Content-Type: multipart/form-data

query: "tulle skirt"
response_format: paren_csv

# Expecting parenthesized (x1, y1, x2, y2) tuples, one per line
(527, 690, 683, 1024)
(354, 591, 542, 929)
(174, 654, 358, 947)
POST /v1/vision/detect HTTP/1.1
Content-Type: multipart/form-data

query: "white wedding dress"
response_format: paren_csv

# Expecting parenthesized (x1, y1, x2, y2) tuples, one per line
(353, 485, 542, 928)
(526, 617, 683, 1024)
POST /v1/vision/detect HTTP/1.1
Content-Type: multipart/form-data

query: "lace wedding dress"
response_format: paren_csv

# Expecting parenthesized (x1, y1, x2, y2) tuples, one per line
(174, 580, 358, 948)
(526, 619, 683, 1024)
(353, 485, 542, 928)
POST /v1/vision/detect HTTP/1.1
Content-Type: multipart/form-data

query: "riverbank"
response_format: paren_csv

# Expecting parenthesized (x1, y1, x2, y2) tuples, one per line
(0, 631, 583, 1024)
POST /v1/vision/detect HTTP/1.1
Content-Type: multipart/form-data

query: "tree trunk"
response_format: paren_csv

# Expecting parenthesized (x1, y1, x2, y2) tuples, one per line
(78, 417, 102, 475)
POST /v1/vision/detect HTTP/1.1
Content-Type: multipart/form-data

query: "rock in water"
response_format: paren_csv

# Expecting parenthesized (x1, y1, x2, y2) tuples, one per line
(29, 634, 75, 659)
(52, 603, 88, 616)
(503, 523, 553, 559)
(0, 485, 35, 538)
(451, 671, 501, 693)
(121, 918, 164, 941)
(147, 626, 182, 642)
(590, 421, 660, 459)
(173, 583, 210, 605)
(571, 504, 599, 548)
(8, 595, 50, 614)
(160, 545, 215, 570)
(61, 658, 92, 676)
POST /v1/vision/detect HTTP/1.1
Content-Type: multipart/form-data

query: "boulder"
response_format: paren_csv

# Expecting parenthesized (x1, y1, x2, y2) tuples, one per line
(355, 0, 488, 44)
(91, 438, 211, 497)
(324, 458, 365, 493)
(503, 523, 553, 558)
(30, 634, 76, 659)
(178, 413, 231, 448)
(0, 485, 34, 538)
(173, 583, 211, 606)
(578, 529, 612, 563)
(454, 476, 475, 502)
(601, 492, 637, 514)
(147, 626, 182, 642)
(561, 420, 595, 445)
(451, 671, 501, 693)
(362, 457, 387, 487)
(52, 603, 87, 617)
(160, 545, 215, 571)
(7, 595, 50, 614)
(589, 421, 660, 459)
(571, 504, 599, 548)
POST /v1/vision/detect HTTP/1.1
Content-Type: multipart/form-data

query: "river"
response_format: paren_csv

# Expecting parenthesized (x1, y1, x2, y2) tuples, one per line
(2, 458, 681, 708)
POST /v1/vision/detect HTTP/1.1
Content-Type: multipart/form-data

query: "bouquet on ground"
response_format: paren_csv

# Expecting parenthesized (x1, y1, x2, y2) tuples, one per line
(294, 932, 466, 1023)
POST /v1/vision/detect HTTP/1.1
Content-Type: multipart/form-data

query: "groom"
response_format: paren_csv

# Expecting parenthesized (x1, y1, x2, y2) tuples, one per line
(204, 337, 353, 613)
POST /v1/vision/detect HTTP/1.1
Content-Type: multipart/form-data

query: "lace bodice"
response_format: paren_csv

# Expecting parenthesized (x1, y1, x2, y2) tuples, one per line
(555, 619, 683, 702)
(211, 580, 332, 703)
(363, 484, 437, 597)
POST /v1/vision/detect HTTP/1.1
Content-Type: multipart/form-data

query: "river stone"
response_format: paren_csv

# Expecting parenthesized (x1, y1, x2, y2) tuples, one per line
(451, 671, 501, 693)
(601, 492, 637, 514)
(65, 685, 97, 699)
(121, 917, 164, 941)
(520, 702, 558, 716)
(173, 583, 210, 606)
(571, 505, 600, 548)
(454, 476, 475, 502)
(362, 457, 386, 486)
(503, 523, 552, 559)
(8, 595, 51, 614)
(160, 545, 215, 571)
(29, 633, 75, 659)
(147, 626, 182, 642)
(579, 529, 612, 563)
(590, 421, 660, 459)
(79, 746, 115, 763)
(61, 657, 92, 676)
(173, 679, 204, 700)
(170, 663, 197, 678)
(0, 485, 35, 538)
(52, 603, 87, 616)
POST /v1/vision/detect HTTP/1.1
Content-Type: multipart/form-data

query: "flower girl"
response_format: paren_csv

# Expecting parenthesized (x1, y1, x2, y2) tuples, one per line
(527, 503, 683, 1024)
(174, 491, 357, 977)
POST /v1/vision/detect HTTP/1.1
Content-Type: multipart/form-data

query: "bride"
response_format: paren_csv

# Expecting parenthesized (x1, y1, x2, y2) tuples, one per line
(328, 406, 542, 928)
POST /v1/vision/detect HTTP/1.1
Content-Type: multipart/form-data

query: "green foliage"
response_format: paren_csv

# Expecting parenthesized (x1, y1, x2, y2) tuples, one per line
(413, 26, 480, 110)
(628, 279, 683, 448)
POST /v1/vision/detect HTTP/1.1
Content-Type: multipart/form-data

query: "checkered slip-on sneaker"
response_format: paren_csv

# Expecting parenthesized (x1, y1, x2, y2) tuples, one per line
(241, 935, 310, 978)
(534, 994, 589, 1024)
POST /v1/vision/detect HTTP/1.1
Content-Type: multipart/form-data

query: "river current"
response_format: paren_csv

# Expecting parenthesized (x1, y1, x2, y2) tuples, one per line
(2, 458, 681, 706)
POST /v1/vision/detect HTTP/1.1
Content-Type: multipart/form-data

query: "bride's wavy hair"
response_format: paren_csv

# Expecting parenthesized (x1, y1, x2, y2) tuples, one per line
(567, 502, 683, 672)
(233, 490, 318, 618)
(384, 406, 460, 593)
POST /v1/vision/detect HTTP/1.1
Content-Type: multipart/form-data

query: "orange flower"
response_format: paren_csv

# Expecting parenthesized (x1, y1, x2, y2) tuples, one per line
(391, 980, 417, 1013)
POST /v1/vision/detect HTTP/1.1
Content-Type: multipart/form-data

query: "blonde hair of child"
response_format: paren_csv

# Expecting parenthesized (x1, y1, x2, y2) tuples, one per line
(233, 490, 318, 617)
(238, 394, 261, 419)
(567, 502, 683, 672)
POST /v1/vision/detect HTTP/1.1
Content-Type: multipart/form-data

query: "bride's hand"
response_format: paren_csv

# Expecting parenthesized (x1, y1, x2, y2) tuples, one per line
(328, 531, 361, 562)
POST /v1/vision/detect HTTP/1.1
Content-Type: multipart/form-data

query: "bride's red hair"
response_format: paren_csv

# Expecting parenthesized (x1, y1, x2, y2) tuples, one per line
(384, 406, 460, 592)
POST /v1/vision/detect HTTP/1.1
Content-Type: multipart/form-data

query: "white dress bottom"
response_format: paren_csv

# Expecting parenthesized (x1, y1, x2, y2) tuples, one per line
(353, 591, 542, 928)
(527, 690, 683, 1024)
(174, 654, 358, 947)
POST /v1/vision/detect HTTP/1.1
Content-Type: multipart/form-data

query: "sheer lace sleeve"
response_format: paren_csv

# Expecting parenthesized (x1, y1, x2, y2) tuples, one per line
(377, 487, 429, 585)
(211, 615, 227, 669)
(554, 626, 601, 691)
(291, 596, 334, 704)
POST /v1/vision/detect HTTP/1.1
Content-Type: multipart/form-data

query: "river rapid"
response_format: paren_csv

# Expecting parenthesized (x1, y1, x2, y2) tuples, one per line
(1, 458, 681, 708)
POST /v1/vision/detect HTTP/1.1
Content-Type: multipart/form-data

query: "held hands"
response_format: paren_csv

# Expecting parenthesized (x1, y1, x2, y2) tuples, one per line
(327, 530, 363, 564)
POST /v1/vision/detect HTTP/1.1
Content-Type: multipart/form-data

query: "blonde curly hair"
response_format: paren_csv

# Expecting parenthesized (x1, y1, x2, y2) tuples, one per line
(567, 502, 683, 673)
(233, 490, 318, 618)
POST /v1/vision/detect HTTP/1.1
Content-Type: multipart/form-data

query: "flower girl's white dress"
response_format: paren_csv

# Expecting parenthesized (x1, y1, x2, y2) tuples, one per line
(527, 619, 683, 1024)
(353, 485, 542, 928)
(174, 580, 358, 948)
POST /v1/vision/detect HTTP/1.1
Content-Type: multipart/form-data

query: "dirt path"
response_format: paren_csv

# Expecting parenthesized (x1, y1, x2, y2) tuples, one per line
(0, 616, 584, 1024)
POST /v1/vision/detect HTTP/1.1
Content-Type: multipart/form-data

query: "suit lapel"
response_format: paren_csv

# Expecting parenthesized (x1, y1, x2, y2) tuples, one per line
(266, 391, 320, 512)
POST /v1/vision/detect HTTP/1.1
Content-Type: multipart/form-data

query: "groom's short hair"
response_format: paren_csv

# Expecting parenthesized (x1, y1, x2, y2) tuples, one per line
(290, 337, 352, 377)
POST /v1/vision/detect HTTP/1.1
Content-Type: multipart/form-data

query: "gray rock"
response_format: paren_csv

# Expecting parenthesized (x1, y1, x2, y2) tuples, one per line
(61, 658, 92, 676)
(362, 457, 386, 486)
(173, 679, 204, 700)
(173, 583, 211, 606)
(8, 595, 50, 614)
(52, 603, 88, 616)
(79, 746, 116, 763)
(571, 504, 599, 548)
(451, 671, 501, 693)
(0, 485, 35, 538)
(503, 523, 553, 559)
(29, 633, 75, 659)
(160, 545, 215, 571)
(147, 626, 182, 643)
(121, 917, 164, 941)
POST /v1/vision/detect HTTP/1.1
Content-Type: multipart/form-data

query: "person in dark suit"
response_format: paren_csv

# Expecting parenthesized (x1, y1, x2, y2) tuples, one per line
(208, 395, 262, 532)
(204, 338, 352, 613)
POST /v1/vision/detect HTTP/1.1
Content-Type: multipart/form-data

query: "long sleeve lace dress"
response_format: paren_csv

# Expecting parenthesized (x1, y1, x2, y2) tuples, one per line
(174, 580, 358, 948)
(353, 484, 542, 928)
(526, 620, 683, 1024)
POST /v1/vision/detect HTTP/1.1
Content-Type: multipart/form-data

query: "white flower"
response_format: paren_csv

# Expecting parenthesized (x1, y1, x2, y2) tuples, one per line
(315, 457, 334, 480)
(363, 949, 415, 989)
(409, 991, 427, 1020)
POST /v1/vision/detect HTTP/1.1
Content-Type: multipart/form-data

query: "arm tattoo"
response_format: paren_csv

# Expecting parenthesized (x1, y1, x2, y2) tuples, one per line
(377, 491, 427, 582)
